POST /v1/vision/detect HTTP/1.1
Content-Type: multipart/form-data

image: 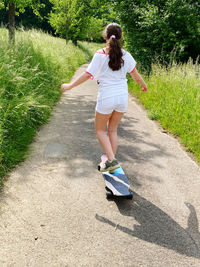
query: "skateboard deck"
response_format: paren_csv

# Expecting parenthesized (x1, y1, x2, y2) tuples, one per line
(98, 154, 133, 199)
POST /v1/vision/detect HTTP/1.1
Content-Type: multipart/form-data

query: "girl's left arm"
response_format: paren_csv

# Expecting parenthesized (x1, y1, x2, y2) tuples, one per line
(130, 68, 147, 92)
(61, 72, 91, 93)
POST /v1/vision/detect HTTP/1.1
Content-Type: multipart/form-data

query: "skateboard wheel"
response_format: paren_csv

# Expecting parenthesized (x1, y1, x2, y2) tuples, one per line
(106, 191, 114, 199)
(126, 194, 133, 200)
(105, 186, 112, 192)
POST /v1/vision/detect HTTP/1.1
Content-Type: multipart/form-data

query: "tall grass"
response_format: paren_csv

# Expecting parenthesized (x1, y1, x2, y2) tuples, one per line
(15, 29, 101, 84)
(0, 28, 101, 180)
(128, 60, 200, 162)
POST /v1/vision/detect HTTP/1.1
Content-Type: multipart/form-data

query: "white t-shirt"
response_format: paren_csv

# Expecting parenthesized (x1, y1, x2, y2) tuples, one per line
(85, 49, 136, 100)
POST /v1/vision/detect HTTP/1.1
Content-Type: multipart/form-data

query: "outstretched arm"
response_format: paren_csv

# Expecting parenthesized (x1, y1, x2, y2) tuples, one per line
(61, 72, 91, 93)
(130, 68, 147, 92)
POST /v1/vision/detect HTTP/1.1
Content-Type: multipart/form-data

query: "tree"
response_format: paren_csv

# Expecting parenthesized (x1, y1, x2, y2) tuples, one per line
(0, 0, 54, 34)
(80, 0, 116, 42)
(49, 0, 103, 44)
(112, 0, 200, 71)
(81, 17, 104, 42)
(0, 0, 44, 43)
(15, 0, 54, 33)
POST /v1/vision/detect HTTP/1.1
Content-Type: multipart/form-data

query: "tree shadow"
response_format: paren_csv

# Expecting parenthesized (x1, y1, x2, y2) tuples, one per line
(96, 193, 200, 259)
(118, 115, 172, 168)
(185, 202, 200, 250)
(0, 91, 177, 194)
(77, 42, 93, 61)
(1, 90, 175, 187)
(57, 94, 175, 182)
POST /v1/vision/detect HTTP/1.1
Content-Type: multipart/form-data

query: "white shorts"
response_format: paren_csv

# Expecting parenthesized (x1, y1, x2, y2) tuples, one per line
(96, 95, 128, 114)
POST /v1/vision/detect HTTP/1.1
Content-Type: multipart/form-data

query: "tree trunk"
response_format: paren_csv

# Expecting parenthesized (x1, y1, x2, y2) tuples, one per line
(72, 39, 77, 46)
(9, 2, 15, 44)
(66, 24, 68, 44)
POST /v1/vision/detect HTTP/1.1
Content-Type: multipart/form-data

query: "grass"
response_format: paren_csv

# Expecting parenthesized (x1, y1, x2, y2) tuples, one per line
(0, 28, 102, 180)
(128, 59, 200, 163)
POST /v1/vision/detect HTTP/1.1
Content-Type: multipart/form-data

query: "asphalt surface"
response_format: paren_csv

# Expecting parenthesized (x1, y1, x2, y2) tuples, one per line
(0, 64, 200, 266)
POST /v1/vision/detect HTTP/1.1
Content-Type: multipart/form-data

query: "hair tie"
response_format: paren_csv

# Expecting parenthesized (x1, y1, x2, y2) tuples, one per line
(110, 35, 116, 39)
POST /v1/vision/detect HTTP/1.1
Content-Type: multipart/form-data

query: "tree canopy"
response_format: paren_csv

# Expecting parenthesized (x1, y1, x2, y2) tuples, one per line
(48, 0, 113, 43)
(0, 0, 44, 42)
(0, 0, 43, 15)
(113, 0, 200, 70)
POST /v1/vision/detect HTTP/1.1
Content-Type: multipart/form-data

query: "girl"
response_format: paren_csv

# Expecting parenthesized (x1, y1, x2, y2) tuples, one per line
(61, 23, 147, 172)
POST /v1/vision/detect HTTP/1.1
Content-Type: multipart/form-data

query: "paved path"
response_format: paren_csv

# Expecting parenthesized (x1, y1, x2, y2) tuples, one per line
(0, 64, 200, 266)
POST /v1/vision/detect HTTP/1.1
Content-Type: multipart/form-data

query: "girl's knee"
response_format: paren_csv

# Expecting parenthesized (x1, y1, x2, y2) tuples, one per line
(96, 129, 106, 137)
(107, 127, 117, 135)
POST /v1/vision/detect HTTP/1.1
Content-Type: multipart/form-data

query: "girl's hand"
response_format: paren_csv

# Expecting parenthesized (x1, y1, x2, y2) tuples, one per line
(141, 86, 147, 92)
(61, 83, 72, 93)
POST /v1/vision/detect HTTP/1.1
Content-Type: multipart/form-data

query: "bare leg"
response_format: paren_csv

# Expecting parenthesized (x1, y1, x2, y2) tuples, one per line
(95, 111, 115, 161)
(107, 110, 124, 157)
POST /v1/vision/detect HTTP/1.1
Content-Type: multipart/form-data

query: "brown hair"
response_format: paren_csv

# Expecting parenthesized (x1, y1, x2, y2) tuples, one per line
(104, 23, 124, 71)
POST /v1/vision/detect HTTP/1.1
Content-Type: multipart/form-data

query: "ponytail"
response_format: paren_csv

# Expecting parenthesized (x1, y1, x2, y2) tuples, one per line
(104, 23, 124, 71)
(108, 37, 124, 71)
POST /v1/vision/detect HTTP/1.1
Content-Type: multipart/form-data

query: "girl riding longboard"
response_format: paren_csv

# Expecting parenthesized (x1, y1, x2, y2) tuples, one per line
(61, 23, 147, 173)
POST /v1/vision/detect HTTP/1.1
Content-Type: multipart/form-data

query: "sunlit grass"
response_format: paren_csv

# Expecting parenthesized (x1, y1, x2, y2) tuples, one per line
(15, 28, 101, 84)
(0, 28, 101, 180)
(128, 60, 200, 162)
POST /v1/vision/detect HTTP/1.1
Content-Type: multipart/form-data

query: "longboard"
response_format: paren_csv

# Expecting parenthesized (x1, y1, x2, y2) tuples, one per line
(98, 154, 133, 200)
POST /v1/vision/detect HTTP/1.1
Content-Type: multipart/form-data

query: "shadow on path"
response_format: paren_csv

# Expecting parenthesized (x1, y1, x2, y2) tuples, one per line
(58, 95, 175, 183)
(96, 192, 200, 259)
(3, 93, 175, 188)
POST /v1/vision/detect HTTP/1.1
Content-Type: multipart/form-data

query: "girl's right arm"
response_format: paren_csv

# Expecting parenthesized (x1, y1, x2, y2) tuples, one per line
(130, 68, 147, 92)
(61, 72, 91, 93)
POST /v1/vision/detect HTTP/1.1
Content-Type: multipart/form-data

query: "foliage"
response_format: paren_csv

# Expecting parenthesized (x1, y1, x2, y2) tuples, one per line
(0, 0, 44, 15)
(17, 0, 53, 32)
(82, 17, 104, 42)
(0, 0, 53, 33)
(49, 0, 91, 43)
(0, 0, 45, 43)
(112, 0, 200, 71)
(83, 0, 117, 42)
(49, 0, 115, 43)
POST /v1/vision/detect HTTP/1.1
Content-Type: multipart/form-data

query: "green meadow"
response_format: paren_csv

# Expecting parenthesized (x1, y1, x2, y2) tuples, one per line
(128, 60, 200, 162)
(0, 28, 101, 180)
